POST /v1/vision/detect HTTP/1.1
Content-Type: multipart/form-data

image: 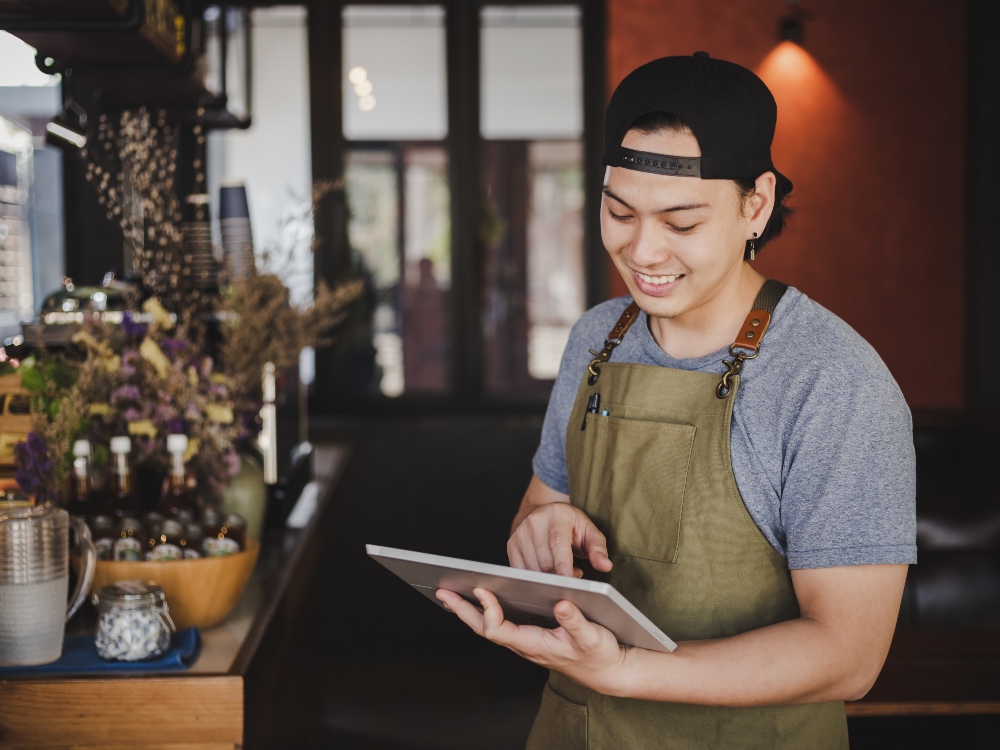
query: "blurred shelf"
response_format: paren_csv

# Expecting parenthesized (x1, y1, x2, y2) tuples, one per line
(2, 0, 186, 67)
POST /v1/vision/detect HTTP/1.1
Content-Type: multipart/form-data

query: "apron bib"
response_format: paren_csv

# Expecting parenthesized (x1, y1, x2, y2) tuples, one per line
(526, 281, 848, 750)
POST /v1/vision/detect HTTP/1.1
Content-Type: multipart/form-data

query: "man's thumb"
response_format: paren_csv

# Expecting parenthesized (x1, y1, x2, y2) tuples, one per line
(554, 600, 584, 630)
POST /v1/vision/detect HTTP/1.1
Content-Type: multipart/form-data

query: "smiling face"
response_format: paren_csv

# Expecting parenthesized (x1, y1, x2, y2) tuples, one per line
(602, 127, 773, 322)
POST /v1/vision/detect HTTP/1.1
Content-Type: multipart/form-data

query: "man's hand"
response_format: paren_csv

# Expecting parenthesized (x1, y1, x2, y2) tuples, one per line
(436, 587, 630, 695)
(509, 500, 613, 578)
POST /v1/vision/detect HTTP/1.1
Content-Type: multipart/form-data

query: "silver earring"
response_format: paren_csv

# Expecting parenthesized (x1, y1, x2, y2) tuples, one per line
(749, 232, 757, 261)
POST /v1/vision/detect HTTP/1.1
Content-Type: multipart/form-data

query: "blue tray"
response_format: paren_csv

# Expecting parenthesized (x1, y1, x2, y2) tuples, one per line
(0, 626, 201, 676)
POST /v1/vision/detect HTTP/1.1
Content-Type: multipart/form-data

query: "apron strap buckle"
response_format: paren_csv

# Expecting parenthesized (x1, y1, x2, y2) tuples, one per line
(587, 302, 641, 385)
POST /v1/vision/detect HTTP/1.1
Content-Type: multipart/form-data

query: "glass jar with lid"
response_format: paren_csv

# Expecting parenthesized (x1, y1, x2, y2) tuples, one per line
(93, 580, 175, 661)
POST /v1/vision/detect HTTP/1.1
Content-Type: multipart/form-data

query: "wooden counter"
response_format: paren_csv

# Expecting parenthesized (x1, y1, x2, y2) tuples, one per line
(0, 444, 349, 750)
(849, 629, 1000, 716)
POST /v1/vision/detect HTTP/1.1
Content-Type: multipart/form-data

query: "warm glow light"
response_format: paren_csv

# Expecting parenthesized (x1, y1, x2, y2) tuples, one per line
(358, 95, 376, 112)
(756, 41, 847, 143)
(348, 66, 368, 85)
(757, 41, 830, 92)
(353, 79, 373, 96)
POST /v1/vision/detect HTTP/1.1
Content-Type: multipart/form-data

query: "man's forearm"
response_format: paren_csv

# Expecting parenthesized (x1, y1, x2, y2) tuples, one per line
(604, 616, 881, 707)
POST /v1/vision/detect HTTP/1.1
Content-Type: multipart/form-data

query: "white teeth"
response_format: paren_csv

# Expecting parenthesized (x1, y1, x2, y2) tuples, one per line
(637, 272, 680, 285)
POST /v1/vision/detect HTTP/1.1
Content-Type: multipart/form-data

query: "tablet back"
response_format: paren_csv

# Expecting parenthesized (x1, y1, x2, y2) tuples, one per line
(367, 544, 676, 653)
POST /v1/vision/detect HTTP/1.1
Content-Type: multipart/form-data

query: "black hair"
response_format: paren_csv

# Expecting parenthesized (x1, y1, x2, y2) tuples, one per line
(626, 111, 793, 260)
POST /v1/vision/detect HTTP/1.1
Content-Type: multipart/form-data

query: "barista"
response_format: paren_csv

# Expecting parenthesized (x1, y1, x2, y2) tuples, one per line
(437, 53, 915, 749)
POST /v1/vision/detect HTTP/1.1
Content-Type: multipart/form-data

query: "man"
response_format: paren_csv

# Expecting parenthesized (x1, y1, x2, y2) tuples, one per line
(437, 53, 915, 748)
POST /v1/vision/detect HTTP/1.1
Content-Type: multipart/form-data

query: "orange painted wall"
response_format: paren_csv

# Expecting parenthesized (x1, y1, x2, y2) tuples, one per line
(605, 0, 966, 409)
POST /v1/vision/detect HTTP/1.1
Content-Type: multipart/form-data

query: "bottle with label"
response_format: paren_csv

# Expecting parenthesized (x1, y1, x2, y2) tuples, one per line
(145, 518, 185, 561)
(108, 436, 142, 519)
(200, 506, 221, 536)
(182, 523, 203, 559)
(159, 434, 201, 519)
(113, 517, 146, 561)
(141, 511, 164, 540)
(66, 439, 98, 521)
(90, 515, 115, 561)
(203, 513, 246, 557)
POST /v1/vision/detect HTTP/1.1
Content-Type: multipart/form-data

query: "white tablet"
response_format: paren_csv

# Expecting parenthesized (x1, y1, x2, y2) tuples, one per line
(367, 544, 677, 653)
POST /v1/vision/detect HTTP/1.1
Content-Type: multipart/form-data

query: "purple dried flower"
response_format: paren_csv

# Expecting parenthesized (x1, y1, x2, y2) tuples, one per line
(166, 417, 187, 434)
(154, 403, 175, 423)
(224, 450, 242, 477)
(122, 407, 142, 421)
(159, 338, 189, 359)
(14, 432, 54, 500)
(121, 311, 148, 338)
(111, 384, 142, 404)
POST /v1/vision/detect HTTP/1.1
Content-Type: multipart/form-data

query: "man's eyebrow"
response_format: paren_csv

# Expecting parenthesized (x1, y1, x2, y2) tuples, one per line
(602, 187, 708, 214)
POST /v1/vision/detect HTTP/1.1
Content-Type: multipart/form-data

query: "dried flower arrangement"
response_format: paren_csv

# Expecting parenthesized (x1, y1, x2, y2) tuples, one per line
(14, 108, 362, 503)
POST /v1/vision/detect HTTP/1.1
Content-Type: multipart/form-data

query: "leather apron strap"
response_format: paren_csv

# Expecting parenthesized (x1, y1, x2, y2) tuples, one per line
(585, 280, 788, 397)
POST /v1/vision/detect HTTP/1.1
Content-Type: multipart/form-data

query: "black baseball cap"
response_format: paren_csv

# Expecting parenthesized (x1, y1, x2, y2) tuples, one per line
(603, 52, 792, 193)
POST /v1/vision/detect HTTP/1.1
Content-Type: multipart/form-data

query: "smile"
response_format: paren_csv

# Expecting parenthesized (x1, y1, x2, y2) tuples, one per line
(635, 272, 682, 285)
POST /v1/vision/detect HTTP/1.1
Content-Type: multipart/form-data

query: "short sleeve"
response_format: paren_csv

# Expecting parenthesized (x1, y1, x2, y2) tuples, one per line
(531, 321, 593, 494)
(781, 374, 917, 569)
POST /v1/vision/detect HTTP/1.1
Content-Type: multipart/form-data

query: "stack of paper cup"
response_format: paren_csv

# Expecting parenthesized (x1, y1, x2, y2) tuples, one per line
(219, 180, 255, 283)
(182, 194, 219, 291)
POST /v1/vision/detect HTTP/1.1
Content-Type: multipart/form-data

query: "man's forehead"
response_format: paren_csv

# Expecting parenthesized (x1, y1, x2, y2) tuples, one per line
(621, 127, 701, 157)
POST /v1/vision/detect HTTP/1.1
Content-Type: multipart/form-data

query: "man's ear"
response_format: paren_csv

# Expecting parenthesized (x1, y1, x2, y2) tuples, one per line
(748, 171, 777, 230)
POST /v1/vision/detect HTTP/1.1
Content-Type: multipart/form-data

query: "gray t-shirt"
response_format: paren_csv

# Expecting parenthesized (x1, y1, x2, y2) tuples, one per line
(532, 287, 916, 569)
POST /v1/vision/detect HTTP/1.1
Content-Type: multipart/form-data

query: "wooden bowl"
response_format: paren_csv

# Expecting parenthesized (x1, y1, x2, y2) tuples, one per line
(88, 539, 260, 630)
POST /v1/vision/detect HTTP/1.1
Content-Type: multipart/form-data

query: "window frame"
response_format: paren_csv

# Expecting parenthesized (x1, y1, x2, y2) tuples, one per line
(308, 0, 606, 416)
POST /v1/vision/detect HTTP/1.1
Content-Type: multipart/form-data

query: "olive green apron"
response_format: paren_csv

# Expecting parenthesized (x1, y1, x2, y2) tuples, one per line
(526, 281, 848, 749)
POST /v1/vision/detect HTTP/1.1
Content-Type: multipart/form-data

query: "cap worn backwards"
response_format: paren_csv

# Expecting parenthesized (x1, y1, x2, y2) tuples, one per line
(603, 52, 792, 193)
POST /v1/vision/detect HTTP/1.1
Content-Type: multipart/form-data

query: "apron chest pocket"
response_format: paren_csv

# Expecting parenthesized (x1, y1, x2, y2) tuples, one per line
(576, 415, 696, 564)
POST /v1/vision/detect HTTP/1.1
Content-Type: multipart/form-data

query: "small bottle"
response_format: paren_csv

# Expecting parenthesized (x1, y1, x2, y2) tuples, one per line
(108, 436, 141, 519)
(159, 434, 201, 519)
(200, 506, 221, 538)
(90, 515, 115, 561)
(172, 509, 195, 526)
(183, 523, 203, 559)
(113, 517, 146, 561)
(203, 513, 246, 557)
(141, 511, 164, 540)
(66, 439, 98, 521)
(145, 518, 185, 561)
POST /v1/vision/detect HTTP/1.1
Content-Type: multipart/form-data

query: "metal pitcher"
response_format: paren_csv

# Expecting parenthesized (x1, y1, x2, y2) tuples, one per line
(0, 505, 96, 666)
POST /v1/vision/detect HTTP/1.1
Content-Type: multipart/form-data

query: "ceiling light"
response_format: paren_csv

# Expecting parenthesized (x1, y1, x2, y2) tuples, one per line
(354, 79, 373, 96)
(778, 1, 809, 45)
(358, 95, 376, 112)
(779, 14, 804, 44)
(348, 66, 368, 85)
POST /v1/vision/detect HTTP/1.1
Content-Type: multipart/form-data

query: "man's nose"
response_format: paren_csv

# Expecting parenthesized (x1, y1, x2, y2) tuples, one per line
(629, 220, 670, 269)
